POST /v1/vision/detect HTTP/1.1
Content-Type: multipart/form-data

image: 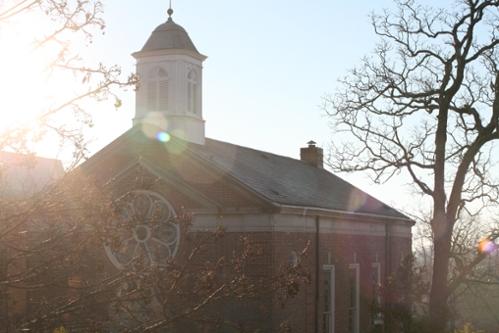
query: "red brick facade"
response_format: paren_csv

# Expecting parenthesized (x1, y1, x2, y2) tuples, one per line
(185, 216, 411, 333)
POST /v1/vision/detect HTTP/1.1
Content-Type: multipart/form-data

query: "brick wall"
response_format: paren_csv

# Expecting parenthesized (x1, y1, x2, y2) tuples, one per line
(187, 214, 412, 333)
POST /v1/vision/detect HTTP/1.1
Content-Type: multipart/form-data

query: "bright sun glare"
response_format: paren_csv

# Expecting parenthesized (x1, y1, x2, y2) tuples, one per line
(2, 21, 50, 125)
(0, 5, 84, 156)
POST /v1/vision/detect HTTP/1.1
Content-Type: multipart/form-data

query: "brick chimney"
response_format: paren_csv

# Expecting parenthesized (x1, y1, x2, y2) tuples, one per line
(300, 140, 323, 169)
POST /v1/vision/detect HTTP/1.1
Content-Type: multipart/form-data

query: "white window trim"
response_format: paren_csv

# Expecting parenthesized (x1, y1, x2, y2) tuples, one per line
(371, 262, 384, 326)
(322, 264, 335, 333)
(372, 262, 381, 304)
(348, 263, 360, 333)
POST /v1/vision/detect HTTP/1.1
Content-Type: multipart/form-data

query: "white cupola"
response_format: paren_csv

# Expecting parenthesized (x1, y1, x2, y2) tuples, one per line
(132, 7, 207, 145)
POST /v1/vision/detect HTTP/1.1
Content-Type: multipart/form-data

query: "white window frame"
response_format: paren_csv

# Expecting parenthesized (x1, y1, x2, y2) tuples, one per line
(371, 262, 384, 326)
(372, 262, 381, 305)
(322, 264, 335, 333)
(348, 263, 360, 333)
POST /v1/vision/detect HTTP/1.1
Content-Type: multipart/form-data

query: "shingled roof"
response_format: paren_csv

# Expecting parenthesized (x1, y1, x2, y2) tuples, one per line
(190, 138, 409, 220)
(82, 128, 410, 221)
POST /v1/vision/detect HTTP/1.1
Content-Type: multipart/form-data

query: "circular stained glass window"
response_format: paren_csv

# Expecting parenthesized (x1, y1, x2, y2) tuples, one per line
(104, 190, 179, 270)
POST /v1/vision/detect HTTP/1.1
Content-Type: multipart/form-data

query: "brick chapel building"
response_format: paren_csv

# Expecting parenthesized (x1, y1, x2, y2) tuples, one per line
(77, 7, 413, 333)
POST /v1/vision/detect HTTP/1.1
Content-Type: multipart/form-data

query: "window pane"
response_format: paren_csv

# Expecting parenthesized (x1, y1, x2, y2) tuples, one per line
(322, 268, 333, 333)
(187, 83, 192, 112)
(158, 80, 168, 111)
(147, 81, 156, 110)
(348, 265, 359, 333)
(192, 83, 197, 113)
(158, 68, 167, 78)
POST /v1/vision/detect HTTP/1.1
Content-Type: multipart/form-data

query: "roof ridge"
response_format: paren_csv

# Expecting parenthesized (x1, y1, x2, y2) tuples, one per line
(78, 127, 139, 172)
(205, 137, 324, 167)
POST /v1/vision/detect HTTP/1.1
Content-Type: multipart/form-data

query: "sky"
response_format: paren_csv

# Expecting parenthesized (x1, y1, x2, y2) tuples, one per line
(0, 0, 461, 215)
(89, 0, 396, 155)
(80, 0, 422, 213)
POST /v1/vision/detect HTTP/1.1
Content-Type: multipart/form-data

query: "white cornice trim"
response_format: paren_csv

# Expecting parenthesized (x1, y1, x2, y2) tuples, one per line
(132, 49, 207, 61)
(274, 203, 414, 225)
(190, 214, 412, 238)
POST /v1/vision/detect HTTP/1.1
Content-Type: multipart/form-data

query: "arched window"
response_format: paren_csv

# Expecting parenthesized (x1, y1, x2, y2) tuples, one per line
(147, 67, 168, 111)
(187, 70, 198, 114)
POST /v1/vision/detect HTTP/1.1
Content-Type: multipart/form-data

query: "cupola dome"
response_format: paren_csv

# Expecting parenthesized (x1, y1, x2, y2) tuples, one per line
(139, 17, 200, 54)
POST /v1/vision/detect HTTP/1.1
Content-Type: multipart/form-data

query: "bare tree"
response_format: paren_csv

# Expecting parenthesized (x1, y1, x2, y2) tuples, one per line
(0, 1, 140, 331)
(0, 0, 136, 164)
(324, 0, 499, 331)
(410, 212, 499, 328)
(0, 3, 311, 332)
(0, 172, 310, 332)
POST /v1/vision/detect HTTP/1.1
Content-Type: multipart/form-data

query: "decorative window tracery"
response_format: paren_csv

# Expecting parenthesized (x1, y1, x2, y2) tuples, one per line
(104, 190, 179, 270)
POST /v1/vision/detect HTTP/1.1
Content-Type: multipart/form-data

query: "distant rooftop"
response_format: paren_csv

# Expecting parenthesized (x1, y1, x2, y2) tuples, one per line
(0, 152, 64, 198)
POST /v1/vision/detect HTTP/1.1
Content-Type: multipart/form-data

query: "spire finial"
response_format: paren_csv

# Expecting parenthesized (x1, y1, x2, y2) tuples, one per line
(167, 0, 174, 19)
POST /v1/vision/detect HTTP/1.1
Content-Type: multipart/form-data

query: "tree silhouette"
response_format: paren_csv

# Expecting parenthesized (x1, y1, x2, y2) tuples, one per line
(325, 0, 499, 331)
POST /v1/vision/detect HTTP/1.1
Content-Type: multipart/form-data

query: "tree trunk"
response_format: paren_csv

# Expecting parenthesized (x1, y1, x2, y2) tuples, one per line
(429, 217, 452, 333)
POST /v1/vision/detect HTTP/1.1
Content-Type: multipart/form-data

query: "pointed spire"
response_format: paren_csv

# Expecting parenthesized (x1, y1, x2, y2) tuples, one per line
(167, 0, 174, 21)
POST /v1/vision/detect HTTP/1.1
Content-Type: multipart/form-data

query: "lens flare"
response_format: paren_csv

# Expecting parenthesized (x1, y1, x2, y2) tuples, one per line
(156, 131, 171, 143)
(141, 112, 168, 140)
(346, 191, 367, 212)
(478, 238, 496, 254)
